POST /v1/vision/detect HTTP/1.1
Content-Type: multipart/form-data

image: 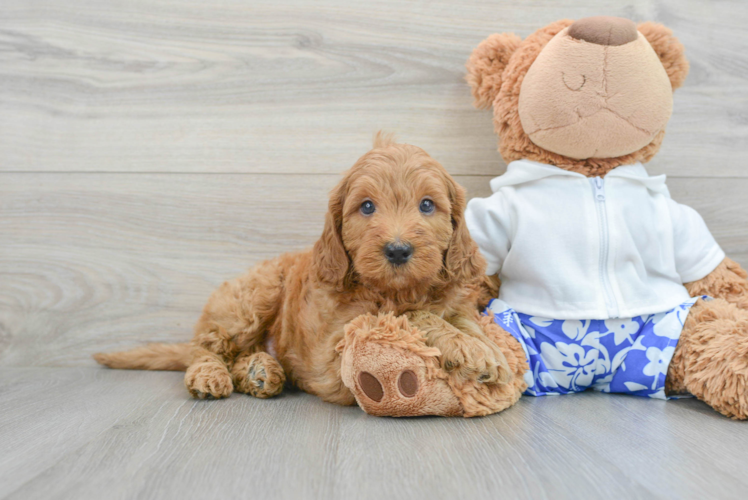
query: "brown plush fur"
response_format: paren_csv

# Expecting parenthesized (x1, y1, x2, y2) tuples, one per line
(466, 20, 690, 177)
(337, 313, 463, 417)
(467, 18, 748, 419)
(95, 134, 527, 417)
(336, 312, 527, 417)
(665, 259, 748, 419)
(684, 257, 748, 310)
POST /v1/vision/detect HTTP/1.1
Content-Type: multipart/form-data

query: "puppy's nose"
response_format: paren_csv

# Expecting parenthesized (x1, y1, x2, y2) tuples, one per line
(568, 16, 638, 46)
(384, 242, 413, 266)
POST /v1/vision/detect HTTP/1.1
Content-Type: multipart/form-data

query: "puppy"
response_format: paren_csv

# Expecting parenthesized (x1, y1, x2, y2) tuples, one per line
(95, 134, 510, 407)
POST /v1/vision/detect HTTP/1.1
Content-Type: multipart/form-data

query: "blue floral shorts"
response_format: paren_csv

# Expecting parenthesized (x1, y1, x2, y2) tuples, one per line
(486, 297, 708, 400)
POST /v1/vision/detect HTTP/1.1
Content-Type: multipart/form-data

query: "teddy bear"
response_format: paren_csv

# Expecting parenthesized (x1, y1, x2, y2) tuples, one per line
(463, 16, 748, 419)
(336, 311, 528, 417)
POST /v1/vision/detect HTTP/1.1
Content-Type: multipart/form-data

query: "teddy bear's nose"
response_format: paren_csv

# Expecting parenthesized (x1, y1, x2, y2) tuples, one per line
(568, 16, 638, 46)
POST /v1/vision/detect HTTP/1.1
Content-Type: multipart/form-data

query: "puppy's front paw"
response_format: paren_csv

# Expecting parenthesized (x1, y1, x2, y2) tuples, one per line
(185, 363, 233, 399)
(234, 352, 286, 398)
(436, 333, 511, 385)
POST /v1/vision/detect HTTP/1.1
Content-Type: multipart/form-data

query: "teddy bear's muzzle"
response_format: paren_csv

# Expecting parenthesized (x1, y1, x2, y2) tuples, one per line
(517, 21, 674, 160)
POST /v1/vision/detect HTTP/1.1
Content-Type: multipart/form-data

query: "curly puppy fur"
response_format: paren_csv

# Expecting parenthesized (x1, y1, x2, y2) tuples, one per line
(95, 134, 522, 413)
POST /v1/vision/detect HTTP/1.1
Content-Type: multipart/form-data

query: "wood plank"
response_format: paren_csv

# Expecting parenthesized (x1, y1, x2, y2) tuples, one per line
(0, 368, 346, 500)
(0, 0, 747, 176)
(0, 368, 184, 498)
(2, 368, 747, 500)
(518, 391, 748, 498)
(1, 173, 748, 367)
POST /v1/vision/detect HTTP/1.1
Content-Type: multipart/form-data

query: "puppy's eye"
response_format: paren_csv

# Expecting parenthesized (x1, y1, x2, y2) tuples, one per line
(360, 200, 376, 216)
(419, 198, 435, 214)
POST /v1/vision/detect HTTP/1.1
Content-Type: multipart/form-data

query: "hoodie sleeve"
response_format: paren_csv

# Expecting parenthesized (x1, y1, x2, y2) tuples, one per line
(464, 191, 513, 276)
(667, 198, 725, 283)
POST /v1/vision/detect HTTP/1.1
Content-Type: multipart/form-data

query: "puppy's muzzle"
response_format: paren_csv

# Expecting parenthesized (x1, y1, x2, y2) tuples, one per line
(384, 242, 413, 266)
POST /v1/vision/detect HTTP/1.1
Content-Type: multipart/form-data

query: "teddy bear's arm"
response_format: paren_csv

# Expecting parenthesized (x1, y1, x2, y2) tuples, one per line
(684, 257, 748, 309)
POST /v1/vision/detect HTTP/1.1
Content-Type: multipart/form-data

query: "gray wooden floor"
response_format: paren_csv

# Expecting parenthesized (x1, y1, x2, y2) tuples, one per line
(2, 1, 748, 499)
(2, 369, 747, 500)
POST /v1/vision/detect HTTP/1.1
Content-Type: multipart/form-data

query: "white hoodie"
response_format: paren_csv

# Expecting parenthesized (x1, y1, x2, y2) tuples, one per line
(465, 160, 724, 320)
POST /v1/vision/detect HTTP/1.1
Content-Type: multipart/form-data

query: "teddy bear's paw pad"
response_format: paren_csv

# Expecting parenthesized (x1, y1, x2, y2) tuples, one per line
(358, 371, 384, 402)
(397, 370, 419, 398)
(358, 369, 420, 404)
(353, 365, 431, 416)
(356, 366, 460, 417)
(343, 341, 462, 416)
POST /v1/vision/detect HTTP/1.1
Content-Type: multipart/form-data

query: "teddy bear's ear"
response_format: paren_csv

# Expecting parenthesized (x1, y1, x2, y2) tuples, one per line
(466, 33, 523, 109)
(637, 22, 690, 90)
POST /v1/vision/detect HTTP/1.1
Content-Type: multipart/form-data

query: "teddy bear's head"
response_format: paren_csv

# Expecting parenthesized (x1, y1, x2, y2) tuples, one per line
(466, 16, 689, 175)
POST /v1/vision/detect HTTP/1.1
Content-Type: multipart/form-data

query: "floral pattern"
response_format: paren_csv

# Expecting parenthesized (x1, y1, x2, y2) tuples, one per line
(487, 296, 708, 400)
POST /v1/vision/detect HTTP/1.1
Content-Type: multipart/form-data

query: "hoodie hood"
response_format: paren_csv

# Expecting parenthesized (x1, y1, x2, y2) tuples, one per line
(489, 159, 670, 197)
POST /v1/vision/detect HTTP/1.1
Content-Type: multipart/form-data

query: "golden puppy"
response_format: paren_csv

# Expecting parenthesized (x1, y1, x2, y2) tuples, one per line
(95, 134, 510, 409)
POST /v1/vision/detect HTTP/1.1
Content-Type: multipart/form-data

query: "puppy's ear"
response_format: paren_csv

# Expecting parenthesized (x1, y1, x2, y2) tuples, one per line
(638, 22, 689, 90)
(312, 176, 351, 290)
(466, 33, 522, 109)
(444, 177, 485, 283)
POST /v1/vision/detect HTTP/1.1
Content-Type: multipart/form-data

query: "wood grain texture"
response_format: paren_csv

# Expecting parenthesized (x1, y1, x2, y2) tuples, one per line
(2, 174, 748, 367)
(1, 368, 747, 500)
(1, 0, 748, 176)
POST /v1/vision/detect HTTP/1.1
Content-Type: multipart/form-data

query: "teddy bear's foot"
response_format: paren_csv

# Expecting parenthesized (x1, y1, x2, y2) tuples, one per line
(337, 313, 463, 417)
(667, 297, 748, 420)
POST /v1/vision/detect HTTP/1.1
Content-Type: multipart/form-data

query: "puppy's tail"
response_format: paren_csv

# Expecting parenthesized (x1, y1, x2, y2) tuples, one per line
(93, 343, 191, 371)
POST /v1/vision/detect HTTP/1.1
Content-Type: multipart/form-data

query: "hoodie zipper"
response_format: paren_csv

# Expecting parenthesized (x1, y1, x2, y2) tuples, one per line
(591, 177, 619, 318)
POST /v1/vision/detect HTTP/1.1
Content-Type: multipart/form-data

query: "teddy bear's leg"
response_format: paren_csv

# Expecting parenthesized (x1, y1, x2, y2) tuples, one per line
(231, 349, 286, 399)
(666, 297, 748, 419)
(337, 313, 463, 417)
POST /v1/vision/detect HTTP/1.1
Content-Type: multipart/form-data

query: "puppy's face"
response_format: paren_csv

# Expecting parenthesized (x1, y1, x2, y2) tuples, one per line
(340, 146, 455, 290)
